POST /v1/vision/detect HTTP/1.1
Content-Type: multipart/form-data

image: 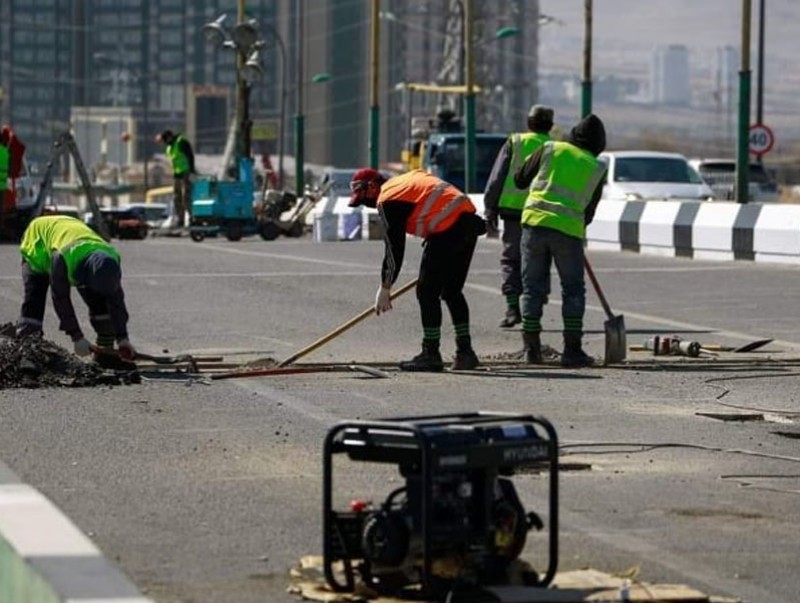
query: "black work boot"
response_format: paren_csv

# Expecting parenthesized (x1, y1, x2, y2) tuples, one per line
(451, 336, 479, 371)
(499, 305, 522, 328)
(522, 332, 543, 364)
(399, 341, 444, 372)
(561, 332, 595, 368)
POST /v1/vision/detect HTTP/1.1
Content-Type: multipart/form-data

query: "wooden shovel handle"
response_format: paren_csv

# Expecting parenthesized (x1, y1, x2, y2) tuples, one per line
(277, 278, 419, 367)
(583, 257, 615, 320)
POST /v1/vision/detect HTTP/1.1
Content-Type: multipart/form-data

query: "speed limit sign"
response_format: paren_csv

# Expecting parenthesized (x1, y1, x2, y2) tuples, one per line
(749, 123, 775, 156)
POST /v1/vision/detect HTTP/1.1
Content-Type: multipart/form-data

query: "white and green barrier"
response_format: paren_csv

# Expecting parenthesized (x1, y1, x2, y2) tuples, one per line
(0, 461, 153, 603)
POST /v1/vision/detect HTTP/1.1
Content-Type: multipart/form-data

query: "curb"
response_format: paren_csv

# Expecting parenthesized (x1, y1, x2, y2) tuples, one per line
(0, 461, 153, 603)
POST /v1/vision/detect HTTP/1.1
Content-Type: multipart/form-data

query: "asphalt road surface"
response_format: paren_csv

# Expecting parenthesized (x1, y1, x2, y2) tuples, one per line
(1, 235, 799, 603)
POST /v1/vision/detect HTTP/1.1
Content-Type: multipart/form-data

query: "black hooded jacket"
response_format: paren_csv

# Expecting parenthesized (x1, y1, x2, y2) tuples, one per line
(514, 114, 608, 228)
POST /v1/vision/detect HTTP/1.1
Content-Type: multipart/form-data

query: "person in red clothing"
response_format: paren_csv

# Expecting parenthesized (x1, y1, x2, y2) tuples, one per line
(349, 168, 486, 371)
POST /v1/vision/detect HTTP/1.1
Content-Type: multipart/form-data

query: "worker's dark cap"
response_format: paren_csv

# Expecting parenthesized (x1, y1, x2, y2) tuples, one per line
(528, 104, 554, 121)
(349, 168, 386, 207)
(84, 251, 121, 296)
(159, 130, 174, 141)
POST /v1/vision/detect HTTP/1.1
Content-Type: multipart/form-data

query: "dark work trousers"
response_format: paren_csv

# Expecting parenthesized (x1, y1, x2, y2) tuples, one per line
(173, 173, 192, 226)
(18, 261, 113, 339)
(500, 217, 522, 297)
(520, 225, 586, 332)
(19, 262, 49, 333)
(417, 214, 479, 332)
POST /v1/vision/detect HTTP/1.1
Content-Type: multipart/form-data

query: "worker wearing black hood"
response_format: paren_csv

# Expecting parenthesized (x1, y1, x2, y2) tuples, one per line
(513, 114, 607, 367)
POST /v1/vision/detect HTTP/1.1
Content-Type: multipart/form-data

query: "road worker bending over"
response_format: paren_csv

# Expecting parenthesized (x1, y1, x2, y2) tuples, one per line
(16, 215, 136, 367)
(348, 168, 486, 372)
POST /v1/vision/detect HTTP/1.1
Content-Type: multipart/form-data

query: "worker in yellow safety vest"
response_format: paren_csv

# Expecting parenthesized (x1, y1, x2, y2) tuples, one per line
(484, 105, 554, 328)
(158, 130, 195, 228)
(349, 168, 487, 372)
(16, 215, 136, 365)
(513, 114, 608, 367)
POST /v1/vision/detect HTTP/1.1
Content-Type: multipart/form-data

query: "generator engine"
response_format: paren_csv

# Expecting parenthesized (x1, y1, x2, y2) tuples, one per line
(322, 413, 558, 598)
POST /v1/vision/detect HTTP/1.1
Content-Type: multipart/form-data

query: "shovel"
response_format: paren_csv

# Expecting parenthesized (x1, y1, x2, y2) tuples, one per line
(584, 257, 626, 365)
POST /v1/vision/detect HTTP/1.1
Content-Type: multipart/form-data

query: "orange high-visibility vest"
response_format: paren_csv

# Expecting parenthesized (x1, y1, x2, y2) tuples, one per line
(377, 169, 475, 238)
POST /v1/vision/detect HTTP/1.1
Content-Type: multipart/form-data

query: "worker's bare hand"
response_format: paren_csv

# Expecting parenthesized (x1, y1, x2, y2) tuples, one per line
(374, 286, 392, 315)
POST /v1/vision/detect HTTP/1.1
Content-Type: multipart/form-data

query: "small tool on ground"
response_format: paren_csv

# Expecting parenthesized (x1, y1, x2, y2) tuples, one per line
(584, 257, 626, 365)
(90, 346, 199, 372)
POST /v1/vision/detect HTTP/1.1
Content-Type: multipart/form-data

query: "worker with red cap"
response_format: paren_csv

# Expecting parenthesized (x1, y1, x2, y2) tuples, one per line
(349, 168, 486, 371)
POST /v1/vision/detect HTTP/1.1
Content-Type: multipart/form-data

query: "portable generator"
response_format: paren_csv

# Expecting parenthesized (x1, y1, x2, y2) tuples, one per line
(322, 412, 558, 598)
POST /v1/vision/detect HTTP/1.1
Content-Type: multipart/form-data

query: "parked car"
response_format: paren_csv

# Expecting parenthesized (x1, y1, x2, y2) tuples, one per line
(84, 206, 149, 240)
(599, 151, 715, 202)
(688, 158, 779, 202)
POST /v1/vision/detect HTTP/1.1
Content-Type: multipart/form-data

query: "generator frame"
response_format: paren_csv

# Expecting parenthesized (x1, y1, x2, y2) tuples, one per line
(322, 411, 559, 596)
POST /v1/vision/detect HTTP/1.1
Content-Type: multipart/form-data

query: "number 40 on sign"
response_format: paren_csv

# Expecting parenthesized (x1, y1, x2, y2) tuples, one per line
(748, 123, 775, 156)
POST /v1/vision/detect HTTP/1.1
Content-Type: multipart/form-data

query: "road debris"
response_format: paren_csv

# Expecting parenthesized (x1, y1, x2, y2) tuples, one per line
(0, 324, 139, 388)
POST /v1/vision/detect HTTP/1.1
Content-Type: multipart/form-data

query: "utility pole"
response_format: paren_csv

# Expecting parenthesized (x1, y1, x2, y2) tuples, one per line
(755, 0, 766, 164)
(235, 0, 249, 161)
(295, 0, 305, 199)
(581, 0, 593, 118)
(369, 0, 380, 169)
(463, 0, 476, 193)
(736, 0, 752, 204)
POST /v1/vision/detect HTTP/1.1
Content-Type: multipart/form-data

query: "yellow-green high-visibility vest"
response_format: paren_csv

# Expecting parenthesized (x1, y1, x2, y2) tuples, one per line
(0, 144, 9, 192)
(20, 215, 120, 284)
(167, 134, 190, 175)
(498, 132, 550, 212)
(521, 141, 607, 239)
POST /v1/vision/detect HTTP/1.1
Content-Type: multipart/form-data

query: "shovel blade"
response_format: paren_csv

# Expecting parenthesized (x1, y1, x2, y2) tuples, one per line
(604, 314, 627, 365)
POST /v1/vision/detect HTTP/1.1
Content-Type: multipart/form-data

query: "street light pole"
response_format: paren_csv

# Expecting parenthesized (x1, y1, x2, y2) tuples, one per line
(295, 0, 305, 199)
(235, 0, 250, 161)
(736, 0, 752, 204)
(463, 0, 476, 193)
(755, 0, 766, 164)
(369, 0, 380, 169)
(581, 0, 593, 118)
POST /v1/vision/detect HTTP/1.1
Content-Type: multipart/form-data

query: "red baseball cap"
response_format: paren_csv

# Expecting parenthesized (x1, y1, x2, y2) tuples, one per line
(349, 167, 385, 207)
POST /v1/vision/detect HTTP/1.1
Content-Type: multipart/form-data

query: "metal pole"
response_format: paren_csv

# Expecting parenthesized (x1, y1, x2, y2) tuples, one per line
(463, 0, 476, 193)
(755, 0, 765, 164)
(142, 73, 149, 190)
(236, 0, 249, 162)
(736, 0, 752, 204)
(295, 0, 305, 199)
(369, 0, 380, 169)
(581, 0, 593, 118)
(263, 23, 287, 189)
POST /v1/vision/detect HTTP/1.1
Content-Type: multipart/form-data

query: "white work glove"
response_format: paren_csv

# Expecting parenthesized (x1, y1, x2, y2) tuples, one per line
(73, 337, 93, 357)
(374, 286, 392, 315)
(117, 339, 137, 361)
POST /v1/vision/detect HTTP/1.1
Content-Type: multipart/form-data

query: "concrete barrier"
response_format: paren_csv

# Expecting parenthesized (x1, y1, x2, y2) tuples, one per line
(0, 461, 153, 603)
(312, 193, 800, 265)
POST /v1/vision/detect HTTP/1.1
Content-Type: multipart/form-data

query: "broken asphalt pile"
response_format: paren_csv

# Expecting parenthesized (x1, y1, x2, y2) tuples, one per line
(0, 323, 139, 389)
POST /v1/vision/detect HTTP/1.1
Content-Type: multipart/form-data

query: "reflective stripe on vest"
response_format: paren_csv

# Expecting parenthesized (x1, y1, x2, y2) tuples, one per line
(167, 135, 190, 175)
(522, 141, 606, 239)
(378, 169, 475, 238)
(498, 132, 550, 211)
(20, 215, 119, 282)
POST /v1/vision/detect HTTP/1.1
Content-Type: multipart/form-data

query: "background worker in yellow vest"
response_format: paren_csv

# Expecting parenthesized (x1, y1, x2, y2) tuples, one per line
(513, 114, 607, 367)
(0, 130, 9, 238)
(16, 215, 136, 365)
(158, 130, 195, 228)
(484, 105, 554, 328)
(348, 167, 486, 372)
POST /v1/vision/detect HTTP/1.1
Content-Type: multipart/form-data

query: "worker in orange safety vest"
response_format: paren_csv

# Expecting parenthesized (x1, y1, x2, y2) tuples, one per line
(348, 168, 487, 372)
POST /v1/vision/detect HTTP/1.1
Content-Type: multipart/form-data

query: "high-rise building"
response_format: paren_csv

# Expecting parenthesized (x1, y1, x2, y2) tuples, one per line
(0, 0, 539, 171)
(651, 45, 691, 106)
